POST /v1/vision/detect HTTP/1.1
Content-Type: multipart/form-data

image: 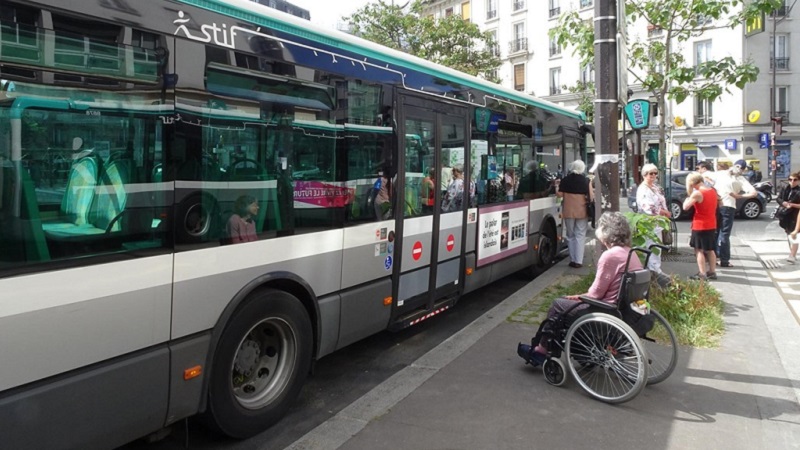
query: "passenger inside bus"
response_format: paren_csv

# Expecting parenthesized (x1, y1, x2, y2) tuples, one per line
(225, 195, 259, 244)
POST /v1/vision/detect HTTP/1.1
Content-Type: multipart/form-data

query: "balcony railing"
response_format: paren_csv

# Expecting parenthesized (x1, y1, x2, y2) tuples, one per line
(489, 45, 500, 57)
(694, 115, 713, 126)
(549, 45, 561, 57)
(486, 9, 497, 19)
(775, 110, 790, 122)
(776, 2, 788, 16)
(580, 0, 593, 7)
(771, 57, 790, 70)
(513, 0, 525, 11)
(550, 86, 562, 95)
(647, 27, 663, 38)
(508, 38, 528, 53)
(549, 7, 561, 18)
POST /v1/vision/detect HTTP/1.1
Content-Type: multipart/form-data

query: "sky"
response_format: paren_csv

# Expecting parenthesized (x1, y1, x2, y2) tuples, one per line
(289, 0, 376, 29)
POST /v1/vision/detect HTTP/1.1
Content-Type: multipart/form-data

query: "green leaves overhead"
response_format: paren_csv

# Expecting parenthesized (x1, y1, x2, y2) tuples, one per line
(347, 0, 501, 81)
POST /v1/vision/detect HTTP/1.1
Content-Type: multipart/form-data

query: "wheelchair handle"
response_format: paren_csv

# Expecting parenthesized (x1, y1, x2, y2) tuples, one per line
(626, 247, 653, 273)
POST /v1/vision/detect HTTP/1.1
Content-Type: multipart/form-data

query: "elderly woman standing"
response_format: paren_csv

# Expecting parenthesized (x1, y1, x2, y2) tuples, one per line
(556, 160, 593, 268)
(635, 163, 671, 275)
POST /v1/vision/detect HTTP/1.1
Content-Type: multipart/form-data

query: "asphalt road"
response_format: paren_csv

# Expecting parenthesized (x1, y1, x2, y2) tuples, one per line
(120, 267, 537, 450)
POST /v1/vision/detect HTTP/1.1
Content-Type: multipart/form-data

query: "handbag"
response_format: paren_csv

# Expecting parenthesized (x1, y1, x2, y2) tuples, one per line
(772, 206, 788, 220)
(586, 194, 596, 228)
(661, 227, 673, 246)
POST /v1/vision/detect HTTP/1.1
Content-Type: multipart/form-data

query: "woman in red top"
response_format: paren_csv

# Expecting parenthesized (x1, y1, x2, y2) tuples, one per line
(682, 172, 718, 280)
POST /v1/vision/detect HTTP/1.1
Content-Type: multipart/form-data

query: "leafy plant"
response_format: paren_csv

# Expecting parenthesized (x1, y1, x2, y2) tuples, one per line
(649, 276, 724, 347)
(623, 212, 670, 255)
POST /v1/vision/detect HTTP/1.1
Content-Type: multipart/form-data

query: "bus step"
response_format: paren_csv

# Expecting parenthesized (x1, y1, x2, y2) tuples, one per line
(389, 297, 457, 331)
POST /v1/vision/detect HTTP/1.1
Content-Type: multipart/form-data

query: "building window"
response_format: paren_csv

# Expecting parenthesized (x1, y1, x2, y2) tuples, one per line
(549, 0, 560, 18)
(580, 63, 595, 84)
(549, 37, 561, 57)
(695, 97, 713, 126)
(487, 29, 499, 56)
(445, 7, 454, 17)
(776, 0, 788, 16)
(773, 86, 789, 122)
(580, 0, 593, 7)
(509, 22, 526, 53)
(486, 0, 497, 19)
(770, 34, 790, 70)
(694, 40, 712, 77)
(514, 64, 525, 91)
(550, 67, 561, 95)
(461, 2, 471, 21)
(513, 0, 525, 11)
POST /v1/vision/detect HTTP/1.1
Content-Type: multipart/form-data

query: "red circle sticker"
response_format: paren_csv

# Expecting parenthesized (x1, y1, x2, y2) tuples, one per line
(412, 241, 423, 261)
(446, 234, 455, 252)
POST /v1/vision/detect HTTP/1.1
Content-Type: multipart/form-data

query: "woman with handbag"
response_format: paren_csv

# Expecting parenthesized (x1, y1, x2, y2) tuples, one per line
(556, 160, 592, 268)
(635, 163, 671, 275)
(778, 172, 800, 264)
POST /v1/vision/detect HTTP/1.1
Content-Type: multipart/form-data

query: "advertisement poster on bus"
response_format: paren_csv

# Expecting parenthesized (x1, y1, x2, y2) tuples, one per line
(293, 181, 353, 208)
(476, 202, 528, 267)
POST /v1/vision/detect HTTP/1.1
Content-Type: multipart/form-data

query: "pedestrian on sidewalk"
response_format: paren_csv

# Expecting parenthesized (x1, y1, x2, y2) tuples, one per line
(556, 160, 592, 268)
(778, 172, 800, 264)
(713, 160, 757, 268)
(683, 172, 718, 280)
(635, 163, 671, 275)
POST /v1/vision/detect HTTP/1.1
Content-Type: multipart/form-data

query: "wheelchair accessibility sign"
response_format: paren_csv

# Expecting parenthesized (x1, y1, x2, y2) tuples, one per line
(384, 255, 393, 271)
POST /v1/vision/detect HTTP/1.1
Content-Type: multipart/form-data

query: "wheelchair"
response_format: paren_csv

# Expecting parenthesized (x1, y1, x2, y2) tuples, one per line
(517, 245, 678, 404)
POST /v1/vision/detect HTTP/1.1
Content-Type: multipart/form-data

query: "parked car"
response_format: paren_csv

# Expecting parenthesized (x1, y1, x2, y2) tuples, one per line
(627, 171, 766, 220)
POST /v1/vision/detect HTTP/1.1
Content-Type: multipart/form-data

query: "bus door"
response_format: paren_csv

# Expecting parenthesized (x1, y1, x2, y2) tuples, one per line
(393, 96, 468, 326)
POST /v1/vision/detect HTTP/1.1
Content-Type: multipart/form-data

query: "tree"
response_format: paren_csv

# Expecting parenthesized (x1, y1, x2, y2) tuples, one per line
(347, 0, 501, 81)
(549, 0, 782, 170)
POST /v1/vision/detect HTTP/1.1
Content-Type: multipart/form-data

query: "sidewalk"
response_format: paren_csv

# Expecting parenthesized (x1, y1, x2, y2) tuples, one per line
(285, 237, 800, 450)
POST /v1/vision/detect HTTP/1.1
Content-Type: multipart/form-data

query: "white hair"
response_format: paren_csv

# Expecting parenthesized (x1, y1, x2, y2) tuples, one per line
(569, 160, 586, 174)
(640, 163, 658, 178)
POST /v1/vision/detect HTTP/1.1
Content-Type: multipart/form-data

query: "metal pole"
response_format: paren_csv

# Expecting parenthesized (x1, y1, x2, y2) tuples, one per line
(770, 9, 778, 188)
(593, 0, 619, 214)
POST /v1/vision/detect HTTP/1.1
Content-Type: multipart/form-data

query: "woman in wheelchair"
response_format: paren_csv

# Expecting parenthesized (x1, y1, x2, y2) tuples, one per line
(520, 211, 643, 365)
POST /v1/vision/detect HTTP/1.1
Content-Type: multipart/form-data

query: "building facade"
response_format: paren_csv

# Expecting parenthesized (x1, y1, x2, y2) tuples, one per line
(421, 0, 797, 179)
(251, 0, 310, 20)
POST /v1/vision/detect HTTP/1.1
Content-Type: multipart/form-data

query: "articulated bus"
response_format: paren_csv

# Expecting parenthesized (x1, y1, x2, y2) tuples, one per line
(0, 0, 586, 447)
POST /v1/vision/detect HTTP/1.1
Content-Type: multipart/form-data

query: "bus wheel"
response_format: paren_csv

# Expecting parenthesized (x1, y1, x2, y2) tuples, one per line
(204, 289, 312, 438)
(537, 224, 557, 268)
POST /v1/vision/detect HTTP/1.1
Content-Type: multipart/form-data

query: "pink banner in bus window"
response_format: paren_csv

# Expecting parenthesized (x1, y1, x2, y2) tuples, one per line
(293, 181, 354, 208)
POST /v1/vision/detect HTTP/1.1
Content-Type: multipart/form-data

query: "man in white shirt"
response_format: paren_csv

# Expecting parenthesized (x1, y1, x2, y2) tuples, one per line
(714, 160, 757, 267)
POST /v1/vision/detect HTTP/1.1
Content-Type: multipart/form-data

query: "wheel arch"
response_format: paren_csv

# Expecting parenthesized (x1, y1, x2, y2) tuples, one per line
(197, 271, 320, 413)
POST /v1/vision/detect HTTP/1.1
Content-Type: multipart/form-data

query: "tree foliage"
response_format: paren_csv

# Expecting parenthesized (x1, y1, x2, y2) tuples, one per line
(347, 0, 501, 81)
(549, 0, 782, 168)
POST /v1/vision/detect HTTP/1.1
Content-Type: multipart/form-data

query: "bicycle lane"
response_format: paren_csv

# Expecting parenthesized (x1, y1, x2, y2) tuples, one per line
(284, 237, 800, 450)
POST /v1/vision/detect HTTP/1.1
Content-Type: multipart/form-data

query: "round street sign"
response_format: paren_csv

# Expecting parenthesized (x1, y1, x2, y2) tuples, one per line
(446, 234, 455, 252)
(412, 241, 423, 261)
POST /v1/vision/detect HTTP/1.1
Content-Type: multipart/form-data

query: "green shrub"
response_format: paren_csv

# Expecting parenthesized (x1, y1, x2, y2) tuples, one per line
(649, 276, 725, 348)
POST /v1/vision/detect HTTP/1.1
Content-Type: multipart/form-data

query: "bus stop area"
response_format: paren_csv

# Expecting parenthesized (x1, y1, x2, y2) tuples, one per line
(286, 236, 800, 450)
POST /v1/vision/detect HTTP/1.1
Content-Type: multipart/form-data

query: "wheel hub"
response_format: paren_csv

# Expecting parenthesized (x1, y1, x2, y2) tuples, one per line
(234, 340, 261, 378)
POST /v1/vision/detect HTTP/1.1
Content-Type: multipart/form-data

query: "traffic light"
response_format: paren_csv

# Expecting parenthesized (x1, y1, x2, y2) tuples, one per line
(771, 117, 784, 135)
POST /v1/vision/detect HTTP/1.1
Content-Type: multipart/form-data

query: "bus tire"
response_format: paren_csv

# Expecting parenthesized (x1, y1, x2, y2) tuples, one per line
(204, 289, 313, 438)
(537, 222, 557, 268)
(176, 193, 219, 244)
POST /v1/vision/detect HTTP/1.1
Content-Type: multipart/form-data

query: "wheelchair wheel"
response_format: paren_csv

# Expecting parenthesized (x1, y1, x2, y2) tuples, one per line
(641, 310, 678, 385)
(542, 358, 567, 387)
(565, 313, 647, 404)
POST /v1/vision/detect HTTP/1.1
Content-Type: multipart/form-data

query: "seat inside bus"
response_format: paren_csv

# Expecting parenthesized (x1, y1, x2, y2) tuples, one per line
(43, 159, 128, 240)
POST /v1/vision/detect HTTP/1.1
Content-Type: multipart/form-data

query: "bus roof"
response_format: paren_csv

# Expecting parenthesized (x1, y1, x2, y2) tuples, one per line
(178, 0, 585, 122)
